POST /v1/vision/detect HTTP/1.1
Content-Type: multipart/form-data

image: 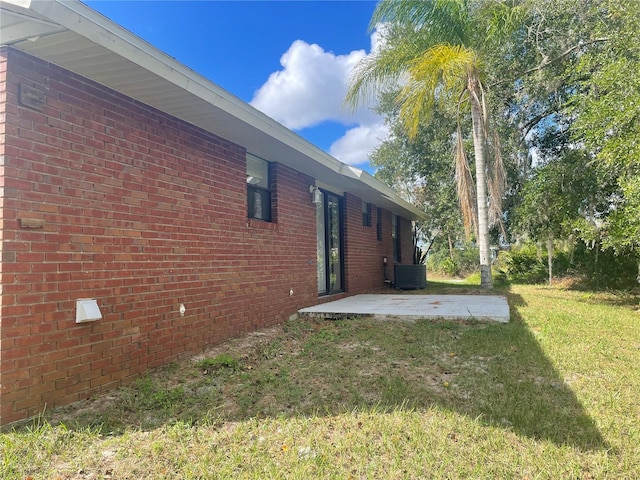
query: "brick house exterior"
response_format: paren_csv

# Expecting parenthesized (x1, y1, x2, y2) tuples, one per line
(0, 1, 424, 427)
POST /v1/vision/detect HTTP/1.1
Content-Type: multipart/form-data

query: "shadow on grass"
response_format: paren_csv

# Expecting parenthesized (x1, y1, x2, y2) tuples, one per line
(26, 280, 608, 453)
(377, 280, 608, 451)
(459, 286, 607, 451)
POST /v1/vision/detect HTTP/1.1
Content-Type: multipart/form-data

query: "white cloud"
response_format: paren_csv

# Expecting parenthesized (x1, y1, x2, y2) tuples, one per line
(369, 22, 389, 54)
(250, 31, 389, 166)
(250, 40, 376, 129)
(329, 122, 389, 166)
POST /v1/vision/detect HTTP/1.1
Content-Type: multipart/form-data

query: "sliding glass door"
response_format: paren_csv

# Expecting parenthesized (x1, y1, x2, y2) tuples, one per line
(316, 190, 344, 295)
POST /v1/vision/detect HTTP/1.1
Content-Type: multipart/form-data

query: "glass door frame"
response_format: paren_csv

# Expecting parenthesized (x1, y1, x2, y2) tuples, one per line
(316, 189, 345, 296)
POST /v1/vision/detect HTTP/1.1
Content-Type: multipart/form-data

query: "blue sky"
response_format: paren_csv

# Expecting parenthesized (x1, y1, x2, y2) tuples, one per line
(85, 1, 385, 171)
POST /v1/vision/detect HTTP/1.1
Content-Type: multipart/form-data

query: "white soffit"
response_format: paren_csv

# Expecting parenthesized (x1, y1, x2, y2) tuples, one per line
(0, 0, 426, 220)
(0, 3, 65, 43)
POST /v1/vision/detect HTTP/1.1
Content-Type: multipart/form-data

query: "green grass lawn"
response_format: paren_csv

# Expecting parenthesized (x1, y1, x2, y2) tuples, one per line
(2, 281, 639, 479)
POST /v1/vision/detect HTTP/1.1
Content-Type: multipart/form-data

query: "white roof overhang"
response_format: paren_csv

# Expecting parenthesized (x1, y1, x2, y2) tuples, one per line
(0, 0, 426, 220)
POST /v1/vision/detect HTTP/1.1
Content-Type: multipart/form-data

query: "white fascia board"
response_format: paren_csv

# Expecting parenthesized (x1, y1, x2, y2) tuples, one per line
(1, 0, 32, 8)
(1, 21, 62, 44)
(0, 7, 65, 44)
(24, 0, 347, 169)
(341, 166, 427, 220)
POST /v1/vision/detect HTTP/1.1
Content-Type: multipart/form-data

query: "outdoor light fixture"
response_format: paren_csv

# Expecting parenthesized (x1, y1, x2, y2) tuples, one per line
(309, 185, 322, 205)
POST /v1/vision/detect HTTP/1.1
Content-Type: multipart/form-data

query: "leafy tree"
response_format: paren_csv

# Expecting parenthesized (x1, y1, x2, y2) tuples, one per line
(345, 0, 532, 288)
(492, 0, 640, 285)
(512, 146, 598, 283)
(567, 0, 640, 280)
(346, 0, 640, 286)
(370, 97, 465, 262)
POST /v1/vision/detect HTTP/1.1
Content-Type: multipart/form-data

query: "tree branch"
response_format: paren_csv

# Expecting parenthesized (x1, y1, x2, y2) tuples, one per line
(522, 38, 609, 76)
(490, 37, 609, 88)
(521, 106, 558, 139)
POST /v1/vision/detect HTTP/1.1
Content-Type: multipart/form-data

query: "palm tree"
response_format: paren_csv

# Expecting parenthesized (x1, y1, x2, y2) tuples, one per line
(346, 0, 520, 288)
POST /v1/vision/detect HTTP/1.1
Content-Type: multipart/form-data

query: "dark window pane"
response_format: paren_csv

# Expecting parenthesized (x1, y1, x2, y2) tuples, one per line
(247, 186, 271, 221)
(362, 201, 371, 226)
(246, 154, 272, 221)
(392, 215, 401, 263)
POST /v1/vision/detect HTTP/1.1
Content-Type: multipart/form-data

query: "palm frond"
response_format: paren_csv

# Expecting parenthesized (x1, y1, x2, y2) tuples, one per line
(372, 0, 470, 46)
(344, 32, 426, 111)
(455, 122, 477, 238)
(487, 130, 507, 238)
(412, 44, 476, 89)
(479, 0, 530, 47)
(397, 44, 477, 137)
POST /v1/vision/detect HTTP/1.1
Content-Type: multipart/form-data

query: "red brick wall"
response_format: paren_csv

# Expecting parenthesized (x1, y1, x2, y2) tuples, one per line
(343, 193, 389, 291)
(0, 48, 416, 426)
(0, 48, 323, 425)
(0, 43, 7, 426)
(399, 216, 415, 265)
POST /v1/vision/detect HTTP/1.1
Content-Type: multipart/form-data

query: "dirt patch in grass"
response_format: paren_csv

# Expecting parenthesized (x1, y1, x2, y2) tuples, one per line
(40, 309, 595, 449)
(192, 325, 286, 364)
(44, 316, 468, 432)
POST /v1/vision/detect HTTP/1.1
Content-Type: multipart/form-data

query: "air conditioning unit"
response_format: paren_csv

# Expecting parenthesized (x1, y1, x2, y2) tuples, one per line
(394, 264, 427, 290)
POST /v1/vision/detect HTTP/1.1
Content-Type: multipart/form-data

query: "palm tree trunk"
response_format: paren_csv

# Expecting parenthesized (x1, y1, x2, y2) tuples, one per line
(468, 76, 493, 289)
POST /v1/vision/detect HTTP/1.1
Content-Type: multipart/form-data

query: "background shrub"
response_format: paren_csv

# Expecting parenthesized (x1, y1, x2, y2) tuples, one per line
(497, 241, 638, 289)
(427, 243, 479, 277)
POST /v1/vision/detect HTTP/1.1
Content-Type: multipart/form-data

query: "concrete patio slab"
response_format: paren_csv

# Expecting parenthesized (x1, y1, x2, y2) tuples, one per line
(299, 294, 510, 323)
